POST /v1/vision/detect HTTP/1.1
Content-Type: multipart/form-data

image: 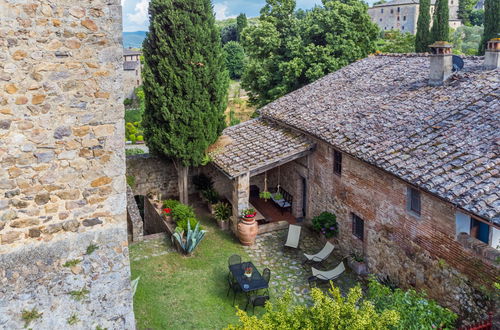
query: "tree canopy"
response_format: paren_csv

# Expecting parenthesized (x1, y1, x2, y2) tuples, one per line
(415, 0, 431, 52)
(478, 0, 500, 54)
(236, 13, 248, 41)
(241, 0, 379, 107)
(430, 0, 450, 42)
(224, 41, 246, 79)
(377, 30, 416, 53)
(142, 0, 229, 167)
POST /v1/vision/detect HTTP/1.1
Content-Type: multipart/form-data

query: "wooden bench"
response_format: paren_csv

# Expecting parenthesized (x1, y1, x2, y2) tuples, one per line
(271, 188, 293, 215)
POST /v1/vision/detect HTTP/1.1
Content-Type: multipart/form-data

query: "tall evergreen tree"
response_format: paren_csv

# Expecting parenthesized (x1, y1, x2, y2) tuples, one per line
(430, 0, 450, 42)
(142, 0, 229, 203)
(478, 0, 500, 55)
(458, 0, 476, 26)
(236, 13, 248, 41)
(415, 0, 431, 52)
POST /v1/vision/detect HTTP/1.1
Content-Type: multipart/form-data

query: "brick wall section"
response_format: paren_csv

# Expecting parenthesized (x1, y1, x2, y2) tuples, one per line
(282, 141, 497, 318)
(0, 1, 135, 327)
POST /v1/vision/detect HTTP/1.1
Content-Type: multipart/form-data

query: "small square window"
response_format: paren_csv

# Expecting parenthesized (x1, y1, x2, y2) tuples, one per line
(381, 8, 384, 13)
(333, 150, 342, 175)
(390, 9, 394, 14)
(352, 214, 364, 241)
(407, 187, 421, 216)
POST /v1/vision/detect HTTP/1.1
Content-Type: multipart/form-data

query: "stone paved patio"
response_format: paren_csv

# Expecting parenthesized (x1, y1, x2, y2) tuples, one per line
(243, 227, 363, 305)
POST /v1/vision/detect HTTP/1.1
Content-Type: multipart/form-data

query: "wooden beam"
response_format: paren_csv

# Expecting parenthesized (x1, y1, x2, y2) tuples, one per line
(249, 149, 313, 178)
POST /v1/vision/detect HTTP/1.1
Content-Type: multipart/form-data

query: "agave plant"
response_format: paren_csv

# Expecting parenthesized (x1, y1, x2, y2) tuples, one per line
(172, 220, 206, 254)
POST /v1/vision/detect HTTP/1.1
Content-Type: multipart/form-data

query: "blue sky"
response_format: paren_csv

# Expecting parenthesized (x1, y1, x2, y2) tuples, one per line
(122, 0, 327, 32)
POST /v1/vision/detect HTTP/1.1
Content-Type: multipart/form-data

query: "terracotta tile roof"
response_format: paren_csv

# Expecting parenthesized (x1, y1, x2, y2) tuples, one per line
(260, 54, 499, 223)
(212, 118, 314, 178)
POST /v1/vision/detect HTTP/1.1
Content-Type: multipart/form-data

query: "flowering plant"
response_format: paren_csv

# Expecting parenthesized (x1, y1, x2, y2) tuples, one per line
(241, 208, 256, 218)
(162, 208, 172, 215)
(244, 267, 253, 276)
(312, 212, 338, 238)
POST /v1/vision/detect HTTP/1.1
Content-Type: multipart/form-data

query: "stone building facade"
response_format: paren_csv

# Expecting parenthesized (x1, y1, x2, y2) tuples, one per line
(0, 0, 135, 328)
(123, 49, 142, 100)
(368, 0, 461, 34)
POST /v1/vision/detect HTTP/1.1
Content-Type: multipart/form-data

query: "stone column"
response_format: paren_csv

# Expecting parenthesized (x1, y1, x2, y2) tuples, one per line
(231, 172, 250, 233)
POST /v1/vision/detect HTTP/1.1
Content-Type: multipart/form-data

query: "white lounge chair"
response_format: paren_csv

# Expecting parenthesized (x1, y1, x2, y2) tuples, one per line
(302, 242, 334, 265)
(284, 224, 301, 249)
(308, 261, 346, 286)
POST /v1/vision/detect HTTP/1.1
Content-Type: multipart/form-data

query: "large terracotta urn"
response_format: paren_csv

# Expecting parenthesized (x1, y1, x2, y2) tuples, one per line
(237, 217, 258, 246)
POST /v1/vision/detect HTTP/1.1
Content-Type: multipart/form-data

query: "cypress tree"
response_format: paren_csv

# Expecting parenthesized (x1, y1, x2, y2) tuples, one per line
(236, 13, 248, 41)
(430, 0, 450, 42)
(142, 0, 229, 203)
(415, 0, 431, 52)
(478, 0, 500, 55)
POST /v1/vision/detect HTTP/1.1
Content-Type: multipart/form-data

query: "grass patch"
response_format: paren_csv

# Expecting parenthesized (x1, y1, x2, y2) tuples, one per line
(21, 308, 42, 328)
(63, 259, 81, 267)
(67, 314, 79, 325)
(86, 243, 99, 255)
(68, 287, 90, 301)
(130, 209, 259, 329)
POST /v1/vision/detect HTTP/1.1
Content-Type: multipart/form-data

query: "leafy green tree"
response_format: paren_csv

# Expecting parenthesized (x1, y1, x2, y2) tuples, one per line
(430, 0, 450, 42)
(236, 13, 248, 41)
(142, 0, 229, 203)
(221, 24, 238, 44)
(227, 285, 400, 329)
(242, 0, 378, 107)
(469, 9, 484, 26)
(224, 41, 246, 79)
(377, 30, 416, 53)
(451, 25, 483, 55)
(415, 0, 432, 52)
(478, 0, 500, 55)
(458, 0, 477, 25)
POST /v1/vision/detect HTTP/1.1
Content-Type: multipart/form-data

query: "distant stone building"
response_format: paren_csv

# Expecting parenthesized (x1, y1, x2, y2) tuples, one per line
(368, 0, 461, 34)
(123, 49, 142, 99)
(0, 0, 135, 328)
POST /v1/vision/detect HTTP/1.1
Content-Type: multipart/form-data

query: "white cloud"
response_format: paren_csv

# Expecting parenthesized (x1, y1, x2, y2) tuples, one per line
(214, 2, 237, 20)
(128, 0, 149, 25)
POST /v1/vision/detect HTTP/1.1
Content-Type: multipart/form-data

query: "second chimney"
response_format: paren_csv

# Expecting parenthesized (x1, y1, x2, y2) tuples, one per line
(484, 38, 500, 70)
(428, 42, 453, 86)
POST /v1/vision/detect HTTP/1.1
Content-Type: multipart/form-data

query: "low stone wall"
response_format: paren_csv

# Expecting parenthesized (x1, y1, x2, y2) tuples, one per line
(258, 220, 289, 235)
(143, 198, 169, 235)
(126, 186, 143, 242)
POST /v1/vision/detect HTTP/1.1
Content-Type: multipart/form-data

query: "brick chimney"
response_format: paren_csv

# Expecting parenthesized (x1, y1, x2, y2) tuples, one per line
(428, 41, 453, 86)
(484, 38, 500, 70)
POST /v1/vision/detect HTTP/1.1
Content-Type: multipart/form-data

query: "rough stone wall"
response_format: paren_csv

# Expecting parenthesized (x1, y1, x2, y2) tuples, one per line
(126, 185, 143, 242)
(301, 141, 498, 319)
(0, 0, 135, 328)
(123, 65, 141, 100)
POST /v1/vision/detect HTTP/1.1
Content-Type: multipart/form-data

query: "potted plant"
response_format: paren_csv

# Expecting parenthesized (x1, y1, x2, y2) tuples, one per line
(237, 208, 258, 246)
(259, 191, 272, 202)
(162, 208, 172, 222)
(273, 192, 283, 200)
(214, 202, 231, 230)
(202, 188, 219, 214)
(348, 252, 368, 276)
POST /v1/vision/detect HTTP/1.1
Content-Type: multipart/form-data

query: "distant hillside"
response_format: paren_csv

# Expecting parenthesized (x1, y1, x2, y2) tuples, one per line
(123, 31, 147, 49)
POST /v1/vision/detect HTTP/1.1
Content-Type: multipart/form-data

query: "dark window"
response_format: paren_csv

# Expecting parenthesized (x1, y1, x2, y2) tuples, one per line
(381, 8, 384, 13)
(397, 7, 400, 12)
(352, 214, 364, 240)
(397, 16, 400, 21)
(407, 187, 421, 216)
(402, 26, 405, 30)
(333, 150, 342, 175)
(403, 15, 406, 20)
(380, 18, 382, 22)
(390, 9, 394, 13)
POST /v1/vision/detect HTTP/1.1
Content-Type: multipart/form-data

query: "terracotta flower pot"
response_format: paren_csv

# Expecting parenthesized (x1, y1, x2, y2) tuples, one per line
(237, 217, 258, 246)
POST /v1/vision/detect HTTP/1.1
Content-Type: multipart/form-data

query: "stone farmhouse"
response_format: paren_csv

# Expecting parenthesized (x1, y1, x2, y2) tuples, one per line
(368, 0, 461, 34)
(123, 48, 142, 100)
(0, 0, 135, 328)
(205, 43, 499, 317)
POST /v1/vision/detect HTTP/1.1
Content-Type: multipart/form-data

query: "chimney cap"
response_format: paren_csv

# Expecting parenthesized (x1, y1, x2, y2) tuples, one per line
(486, 38, 500, 52)
(429, 41, 453, 55)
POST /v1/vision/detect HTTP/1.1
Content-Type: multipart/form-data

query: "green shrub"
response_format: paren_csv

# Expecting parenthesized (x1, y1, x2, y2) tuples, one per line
(171, 203, 196, 222)
(163, 199, 181, 210)
(214, 202, 231, 221)
(137, 135, 144, 141)
(367, 277, 457, 329)
(125, 109, 143, 123)
(202, 188, 219, 204)
(124, 98, 133, 106)
(126, 175, 136, 188)
(312, 212, 338, 238)
(129, 134, 137, 143)
(176, 217, 202, 232)
(192, 174, 213, 191)
(125, 148, 145, 156)
(21, 308, 43, 328)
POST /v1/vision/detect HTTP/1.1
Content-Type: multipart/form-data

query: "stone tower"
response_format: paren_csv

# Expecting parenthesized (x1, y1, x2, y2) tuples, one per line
(0, 0, 135, 328)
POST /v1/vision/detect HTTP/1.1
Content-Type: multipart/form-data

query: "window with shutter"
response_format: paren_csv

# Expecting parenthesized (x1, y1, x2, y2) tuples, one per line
(352, 214, 364, 241)
(407, 187, 421, 216)
(333, 150, 342, 175)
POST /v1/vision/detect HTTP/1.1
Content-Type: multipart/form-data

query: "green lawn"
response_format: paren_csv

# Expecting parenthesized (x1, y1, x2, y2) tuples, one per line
(130, 210, 255, 329)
